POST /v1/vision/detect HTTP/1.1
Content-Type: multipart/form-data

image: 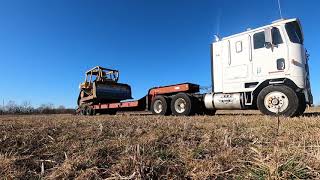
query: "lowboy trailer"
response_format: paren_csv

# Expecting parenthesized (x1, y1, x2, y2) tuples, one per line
(77, 18, 313, 117)
(78, 82, 206, 116)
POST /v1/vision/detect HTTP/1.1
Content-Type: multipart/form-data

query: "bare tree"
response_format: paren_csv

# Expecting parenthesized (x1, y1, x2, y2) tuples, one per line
(0, 106, 3, 115)
(38, 103, 56, 114)
(0, 100, 74, 115)
(6, 101, 19, 114)
(21, 101, 33, 114)
(57, 105, 65, 110)
(0, 99, 3, 115)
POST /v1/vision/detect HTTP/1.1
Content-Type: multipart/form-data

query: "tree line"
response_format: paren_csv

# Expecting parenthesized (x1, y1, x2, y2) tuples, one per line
(0, 101, 75, 115)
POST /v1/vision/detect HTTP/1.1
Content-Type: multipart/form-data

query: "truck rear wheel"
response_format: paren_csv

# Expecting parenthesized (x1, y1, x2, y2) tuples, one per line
(171, 93, 195, 116)
(257, 85, 299, 117)
(151, 95, 171, 115)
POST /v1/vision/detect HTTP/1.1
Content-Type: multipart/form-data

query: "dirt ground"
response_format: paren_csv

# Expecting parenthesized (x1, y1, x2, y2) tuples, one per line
(1, 108, 320, 179)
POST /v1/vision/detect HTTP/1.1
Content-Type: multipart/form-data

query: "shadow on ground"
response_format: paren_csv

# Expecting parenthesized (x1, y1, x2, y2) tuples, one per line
(303, 112, 320, 117)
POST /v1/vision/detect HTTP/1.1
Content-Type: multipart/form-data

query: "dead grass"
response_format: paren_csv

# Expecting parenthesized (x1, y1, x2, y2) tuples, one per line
(0, 108, 320, 179)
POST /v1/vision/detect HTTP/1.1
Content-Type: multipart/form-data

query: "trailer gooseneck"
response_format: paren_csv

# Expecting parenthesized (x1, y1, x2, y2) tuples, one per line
(77, 18, 313, 117)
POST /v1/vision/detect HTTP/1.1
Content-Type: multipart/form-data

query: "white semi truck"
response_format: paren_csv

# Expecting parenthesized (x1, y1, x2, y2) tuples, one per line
(204, 18, 313, 117)
(78, 18, 312, 117)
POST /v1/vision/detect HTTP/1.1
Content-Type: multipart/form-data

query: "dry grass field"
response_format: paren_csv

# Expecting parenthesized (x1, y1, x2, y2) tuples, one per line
(1, 108, 320, 179)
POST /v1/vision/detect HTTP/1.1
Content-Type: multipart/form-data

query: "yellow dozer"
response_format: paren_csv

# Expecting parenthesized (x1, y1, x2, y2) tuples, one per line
(77, 66, 132, 106)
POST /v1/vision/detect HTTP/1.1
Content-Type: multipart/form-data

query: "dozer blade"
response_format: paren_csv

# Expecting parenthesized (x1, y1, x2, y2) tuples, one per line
(95, 82, 132, 102)
(78, 82, 132, 105)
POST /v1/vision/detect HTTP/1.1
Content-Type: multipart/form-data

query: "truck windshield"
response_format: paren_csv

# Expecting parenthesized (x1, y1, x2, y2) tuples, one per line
(285, 21, 303, 44)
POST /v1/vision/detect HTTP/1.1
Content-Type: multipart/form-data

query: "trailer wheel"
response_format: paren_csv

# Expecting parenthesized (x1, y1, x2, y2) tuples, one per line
(257, 85, 299, 117)
(80, 107, 87, 115)
(151, 95, 171, 115)
(86, 107, 95, 116)
(171, 93, 195, 116)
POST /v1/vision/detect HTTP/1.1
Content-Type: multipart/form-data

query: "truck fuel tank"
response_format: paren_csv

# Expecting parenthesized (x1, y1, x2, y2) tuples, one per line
(204, 93, 244, 110)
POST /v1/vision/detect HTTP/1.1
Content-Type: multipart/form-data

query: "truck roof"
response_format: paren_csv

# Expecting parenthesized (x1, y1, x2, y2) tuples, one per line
(216, 18, 298, 42)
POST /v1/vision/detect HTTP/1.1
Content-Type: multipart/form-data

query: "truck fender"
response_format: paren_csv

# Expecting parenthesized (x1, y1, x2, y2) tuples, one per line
(251, 78, 300, 108)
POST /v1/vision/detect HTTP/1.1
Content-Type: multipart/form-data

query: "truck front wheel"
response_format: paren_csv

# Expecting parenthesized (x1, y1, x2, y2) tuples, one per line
(257, 85, 299, 117)
(294, 93, 307, 116)
(151, 95, 171, 115)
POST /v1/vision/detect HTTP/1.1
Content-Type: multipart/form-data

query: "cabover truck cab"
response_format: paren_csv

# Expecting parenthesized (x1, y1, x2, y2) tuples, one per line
(204, 18, 313, 116)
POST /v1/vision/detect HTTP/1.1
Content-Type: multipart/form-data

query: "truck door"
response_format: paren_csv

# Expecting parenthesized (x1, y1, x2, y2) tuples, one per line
(252, 27, 288, 78)
(222, 35, 250, 92)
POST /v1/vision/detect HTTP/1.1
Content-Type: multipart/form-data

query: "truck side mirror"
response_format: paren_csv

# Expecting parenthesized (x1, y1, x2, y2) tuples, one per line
(264, 28, 273, 48)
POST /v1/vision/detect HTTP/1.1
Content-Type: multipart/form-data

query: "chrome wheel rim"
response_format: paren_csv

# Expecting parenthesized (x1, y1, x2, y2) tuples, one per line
(175, 98, 187, 113)
(264, 91, 289, 113)
(153, 100, 163, 114)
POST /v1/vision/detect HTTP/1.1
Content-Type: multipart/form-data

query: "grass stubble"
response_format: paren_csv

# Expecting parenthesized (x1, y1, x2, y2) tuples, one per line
(0, 108, 320, 179)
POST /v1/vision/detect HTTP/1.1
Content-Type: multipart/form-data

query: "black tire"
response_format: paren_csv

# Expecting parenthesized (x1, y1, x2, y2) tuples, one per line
(151, 95, 171, 115)
(257, 85, 299, 117)
(80, 106, 87, 115)
(171, 93, 195, 116)
(294, 93, 306, 116)
(86, 107, 95, 116)
(86, 107, 91, 116)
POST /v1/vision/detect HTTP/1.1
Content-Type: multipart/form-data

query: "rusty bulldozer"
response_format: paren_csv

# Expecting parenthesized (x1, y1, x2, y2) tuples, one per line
(77, 66, 132, 111)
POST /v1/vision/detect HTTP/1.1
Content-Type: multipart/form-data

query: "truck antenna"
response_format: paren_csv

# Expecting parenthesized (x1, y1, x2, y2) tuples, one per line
(277, 0, 283, 19)
(215, 8, 222, 38)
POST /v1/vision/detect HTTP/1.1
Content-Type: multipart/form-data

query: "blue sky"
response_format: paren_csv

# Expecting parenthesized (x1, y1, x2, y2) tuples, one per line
(0, 0, 319, 108)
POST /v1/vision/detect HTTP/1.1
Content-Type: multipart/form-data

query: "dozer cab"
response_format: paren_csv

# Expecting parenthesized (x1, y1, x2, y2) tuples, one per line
(77, 66, 132, 106)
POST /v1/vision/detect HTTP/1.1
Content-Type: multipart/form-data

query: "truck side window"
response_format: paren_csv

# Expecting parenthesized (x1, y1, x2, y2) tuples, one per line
(272, 27, 283, 45)
(253, 32, 265, 49)
(236, 41, 242, 53)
